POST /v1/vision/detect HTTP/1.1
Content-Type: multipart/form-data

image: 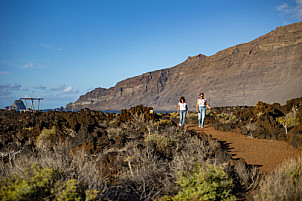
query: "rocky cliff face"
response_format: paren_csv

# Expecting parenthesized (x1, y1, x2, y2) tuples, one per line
(66, 22, 302, 111)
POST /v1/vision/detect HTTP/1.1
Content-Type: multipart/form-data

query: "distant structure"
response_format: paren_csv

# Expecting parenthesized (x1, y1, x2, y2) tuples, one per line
(4, 99, 26, 111)
(4, 98, 44, 112)
(20, 98, 43, 112)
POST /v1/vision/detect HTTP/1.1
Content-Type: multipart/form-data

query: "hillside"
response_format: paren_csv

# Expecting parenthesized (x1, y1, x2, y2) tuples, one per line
(66, 22, 302, 111)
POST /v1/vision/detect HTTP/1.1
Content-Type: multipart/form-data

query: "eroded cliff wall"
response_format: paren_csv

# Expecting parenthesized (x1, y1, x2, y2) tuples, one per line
(67, 22, 302, 111)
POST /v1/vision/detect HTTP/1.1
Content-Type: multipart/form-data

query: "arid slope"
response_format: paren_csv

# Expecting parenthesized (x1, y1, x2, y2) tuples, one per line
(67, 22, 302, 111)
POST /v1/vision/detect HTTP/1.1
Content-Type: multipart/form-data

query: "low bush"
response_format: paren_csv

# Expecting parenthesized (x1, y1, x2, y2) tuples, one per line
(0, 143, 102, 201)
(145, 134, 174, 152)
(36, 126, 57, 148)
(153, 119, 173, 126)
(0, 106, 263, 200)
(255, 156, 302, 201)
(185, 113, 198, 124)
(0, 164, 99, 201)
(161, 164, 236, 201)
(216, 112, 239, 124)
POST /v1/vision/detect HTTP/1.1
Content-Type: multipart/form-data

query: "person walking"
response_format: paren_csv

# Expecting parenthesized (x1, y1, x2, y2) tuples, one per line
(177, 96, 189, 128)
(196, 93, 211, 128)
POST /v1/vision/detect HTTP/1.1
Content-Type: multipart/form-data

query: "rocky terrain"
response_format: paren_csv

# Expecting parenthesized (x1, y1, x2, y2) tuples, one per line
(205, 97, 302, 149)
(67, 22, 302, 111)
(0, 105, 259, 200)
(1, 98, 301, 200)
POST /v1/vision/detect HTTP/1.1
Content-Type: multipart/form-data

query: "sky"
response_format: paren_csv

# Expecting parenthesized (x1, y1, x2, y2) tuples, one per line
(1, 0, 302, 109)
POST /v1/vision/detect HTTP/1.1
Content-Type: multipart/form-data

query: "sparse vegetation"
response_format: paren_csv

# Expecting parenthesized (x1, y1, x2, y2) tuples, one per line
(145, 134, 174, 152)
(184, 112, 198, 125)
(0, 163, 98, 201)
(276, 106, 300, 134)
(208, 97, 302, 148)
(36, 126, 57, 148)
(216, 112, 239, 124)
(153, 119, 173, 126)
(255, 156, 302, 201)
(1, 101, 301, 200)
(164, 164, 237, 201)
(0, 106, 262, 200)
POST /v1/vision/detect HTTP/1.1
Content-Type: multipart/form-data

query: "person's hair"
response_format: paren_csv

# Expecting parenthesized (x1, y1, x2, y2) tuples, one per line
(199, 93, 204, 97)
(180, 96, 186, 103)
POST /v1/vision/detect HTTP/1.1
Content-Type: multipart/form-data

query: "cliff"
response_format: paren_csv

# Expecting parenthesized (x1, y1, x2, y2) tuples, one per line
(4, 99, 26, 111)
(66, 22, 302, 111)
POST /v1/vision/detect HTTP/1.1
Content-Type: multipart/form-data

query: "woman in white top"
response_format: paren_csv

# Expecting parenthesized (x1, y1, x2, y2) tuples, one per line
(177, 96, 189, 127)
(196, 93, 211, 128)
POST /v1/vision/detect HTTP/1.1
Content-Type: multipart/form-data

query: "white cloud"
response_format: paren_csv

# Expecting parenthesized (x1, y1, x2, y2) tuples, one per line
(35, 85, 47, 90)
(276, 1, 302, 19)
(295, 0, 302, 18)
(21, 61, 47, 69)
(2, 83, 22, 90)
(63, 86, 72, 93)
(2, 60, 47, 70)
(0, 83, 22, 96)
(63, 86, 79, 94)
(0, 71, 8, 75)
(276, 3, 294, 13)
(49, 84, 66, 91)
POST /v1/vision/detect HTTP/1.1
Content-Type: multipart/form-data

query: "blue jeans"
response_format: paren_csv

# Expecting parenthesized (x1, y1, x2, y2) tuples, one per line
(179, 110, 187, 127)
(198, 106, 206, 128)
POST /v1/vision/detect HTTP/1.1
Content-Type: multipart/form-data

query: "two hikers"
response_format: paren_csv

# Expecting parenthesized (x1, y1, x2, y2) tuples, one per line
(177, 93, 211, 128)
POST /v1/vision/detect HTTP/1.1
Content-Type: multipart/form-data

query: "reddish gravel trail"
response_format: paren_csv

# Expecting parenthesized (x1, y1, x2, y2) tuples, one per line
(188, 124, 301, 173)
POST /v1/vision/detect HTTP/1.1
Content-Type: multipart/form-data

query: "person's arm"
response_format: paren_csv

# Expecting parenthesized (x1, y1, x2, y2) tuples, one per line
(177, 104, 180, 114)
(205, 100, 211, 109)
(186, 104, 189, 114)
(196, 99, 199, 112)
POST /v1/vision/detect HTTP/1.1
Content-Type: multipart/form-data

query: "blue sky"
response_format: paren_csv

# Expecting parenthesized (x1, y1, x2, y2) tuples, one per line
(1, 0, 302, 109)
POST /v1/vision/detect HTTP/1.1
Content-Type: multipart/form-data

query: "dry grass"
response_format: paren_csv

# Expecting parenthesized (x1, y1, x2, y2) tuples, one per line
(0, 113, 263, 200)
(255, 155, 302, 201)
(234, 161, 261, 191)
(0, 142, 106, 192)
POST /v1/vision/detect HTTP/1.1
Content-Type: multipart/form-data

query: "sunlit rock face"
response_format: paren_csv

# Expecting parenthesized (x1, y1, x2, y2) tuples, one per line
(67, 22, 302, 111)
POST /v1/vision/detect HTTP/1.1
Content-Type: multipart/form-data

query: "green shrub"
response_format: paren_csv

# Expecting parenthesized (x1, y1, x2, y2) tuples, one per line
(0, 164, 98, 201)
(0, 164, 61, 200)
(154, 119, 173, 126)
(52, 179, 81, 201)
(170, 112, 178, 117)
(165, 164, 236, 201)
(156, 113, 163, 117)
(145, 134, 174, 151)
(36, 126, 57, 147)
(85, 189, 99, 201)
(216, 113, 238, 124)
(276, 110, 300, 134)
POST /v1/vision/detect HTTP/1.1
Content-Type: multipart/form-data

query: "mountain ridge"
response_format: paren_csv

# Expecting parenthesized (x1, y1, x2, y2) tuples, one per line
(67, 21, 302, 111)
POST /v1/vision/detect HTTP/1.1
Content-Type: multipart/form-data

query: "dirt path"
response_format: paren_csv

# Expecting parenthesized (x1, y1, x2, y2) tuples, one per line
(187, 124, 301, 173)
